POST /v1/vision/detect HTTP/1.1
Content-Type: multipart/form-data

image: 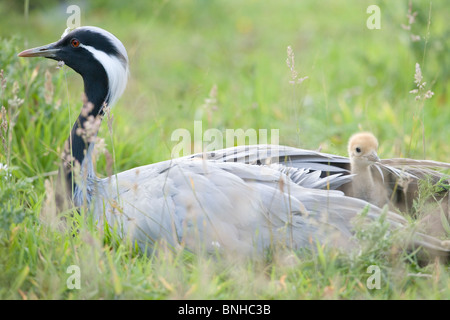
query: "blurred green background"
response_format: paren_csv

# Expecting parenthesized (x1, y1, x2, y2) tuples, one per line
(1, 0, 449, 167)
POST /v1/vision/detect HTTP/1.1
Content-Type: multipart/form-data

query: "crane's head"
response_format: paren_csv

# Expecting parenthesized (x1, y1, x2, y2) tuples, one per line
(348, 132, 380, 168)
(18, 26, 129, 108)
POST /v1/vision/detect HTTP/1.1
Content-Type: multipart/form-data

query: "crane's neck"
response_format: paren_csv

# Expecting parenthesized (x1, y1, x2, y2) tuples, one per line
(60, 70, 109, 206)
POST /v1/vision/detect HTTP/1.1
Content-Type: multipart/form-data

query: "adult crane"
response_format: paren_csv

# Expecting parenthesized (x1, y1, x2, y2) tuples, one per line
(18, 26, 449, 259)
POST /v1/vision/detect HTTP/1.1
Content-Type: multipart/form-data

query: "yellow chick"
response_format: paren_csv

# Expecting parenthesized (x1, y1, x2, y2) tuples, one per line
(347, 132, 389, 208)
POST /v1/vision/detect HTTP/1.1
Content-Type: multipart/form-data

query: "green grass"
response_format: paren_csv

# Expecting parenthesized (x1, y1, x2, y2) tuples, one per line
(0, 0, 449, 299)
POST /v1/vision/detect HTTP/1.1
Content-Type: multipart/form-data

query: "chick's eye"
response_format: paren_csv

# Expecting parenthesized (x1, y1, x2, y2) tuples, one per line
(71, 39, 80, 48)
(355, 147, 362, 153)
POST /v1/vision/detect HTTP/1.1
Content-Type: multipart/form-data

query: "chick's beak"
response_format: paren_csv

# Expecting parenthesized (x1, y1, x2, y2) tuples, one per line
(366, 150, 380, 163)
(18, 42, 60, 58)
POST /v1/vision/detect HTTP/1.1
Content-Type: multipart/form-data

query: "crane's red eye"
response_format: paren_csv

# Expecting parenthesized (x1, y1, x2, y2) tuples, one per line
(71, 38, 80, 48)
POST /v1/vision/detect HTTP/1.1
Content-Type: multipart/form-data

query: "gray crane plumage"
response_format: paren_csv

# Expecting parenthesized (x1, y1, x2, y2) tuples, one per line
(91, 156, 385, 254)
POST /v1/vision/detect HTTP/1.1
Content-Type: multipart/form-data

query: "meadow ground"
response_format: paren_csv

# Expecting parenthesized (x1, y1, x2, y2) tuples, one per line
(0, 0, 449, 300)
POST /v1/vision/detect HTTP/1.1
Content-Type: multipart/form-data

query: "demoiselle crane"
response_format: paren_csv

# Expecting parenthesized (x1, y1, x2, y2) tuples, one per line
(18, 26, 449, 260)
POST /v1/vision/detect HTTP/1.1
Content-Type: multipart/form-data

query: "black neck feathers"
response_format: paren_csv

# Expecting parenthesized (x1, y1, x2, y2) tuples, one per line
(62, 62, 109, 198)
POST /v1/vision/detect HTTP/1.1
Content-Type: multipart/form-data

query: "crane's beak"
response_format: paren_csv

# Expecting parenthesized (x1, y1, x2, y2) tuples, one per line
(18, 42, 60, 59)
